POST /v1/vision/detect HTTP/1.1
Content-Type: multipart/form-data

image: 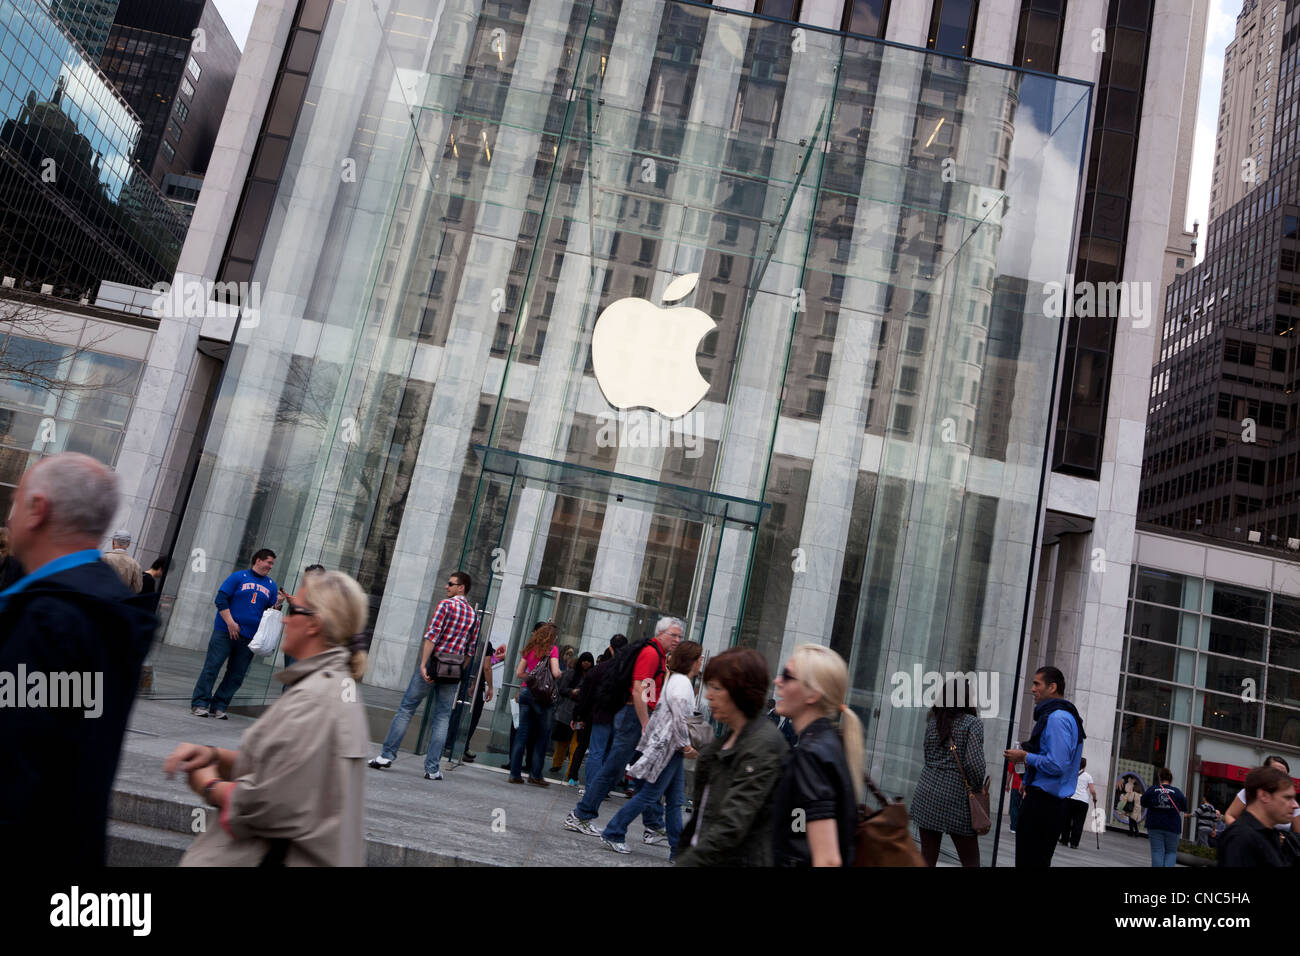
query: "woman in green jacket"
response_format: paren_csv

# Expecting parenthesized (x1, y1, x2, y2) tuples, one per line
(676, 648, 789, 866)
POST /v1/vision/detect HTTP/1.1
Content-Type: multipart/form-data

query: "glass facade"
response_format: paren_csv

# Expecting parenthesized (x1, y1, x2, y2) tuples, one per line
(0, 0, 185, 297)
(1115, 564, 1300, 826)
(154, 0, 1089, 827)
(0, 324, 145, 516)
(46, 0, 120, 60)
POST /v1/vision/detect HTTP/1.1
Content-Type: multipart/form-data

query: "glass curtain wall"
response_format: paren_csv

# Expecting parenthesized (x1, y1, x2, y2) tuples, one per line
(155, 0, 1090, 849)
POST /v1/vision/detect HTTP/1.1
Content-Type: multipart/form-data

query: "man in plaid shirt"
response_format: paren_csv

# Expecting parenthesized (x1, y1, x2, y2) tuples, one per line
(369, 571, 479, 780)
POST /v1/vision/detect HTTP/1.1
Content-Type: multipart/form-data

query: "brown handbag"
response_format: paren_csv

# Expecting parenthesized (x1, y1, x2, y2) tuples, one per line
(949, 739, 992, 836)
(853, 774, 925, 867)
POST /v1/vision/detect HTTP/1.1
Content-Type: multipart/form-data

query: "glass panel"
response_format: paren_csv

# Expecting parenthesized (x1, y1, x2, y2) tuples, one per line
(1204, 580, 1269, 624)
(1264, 705, 1300, 747)
(1273, 595, 1300, 633)
(148, 0, 1091, 864)
(1201, 616, 1266, 660)
(1195, 653, 1262, 698)
(1134, 566, 1200, 610)
(1197, 691, 1261, 737)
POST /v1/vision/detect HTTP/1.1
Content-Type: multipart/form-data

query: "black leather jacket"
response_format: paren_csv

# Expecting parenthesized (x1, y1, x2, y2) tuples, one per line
(770, 717, 857, 866)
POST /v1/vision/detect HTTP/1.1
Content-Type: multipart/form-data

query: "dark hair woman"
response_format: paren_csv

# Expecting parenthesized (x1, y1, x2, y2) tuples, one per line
(675, 648, 789, 866)
(510, 623, 562, 785)
(910, 677, 986, 867)
(551, 651, 594, 780)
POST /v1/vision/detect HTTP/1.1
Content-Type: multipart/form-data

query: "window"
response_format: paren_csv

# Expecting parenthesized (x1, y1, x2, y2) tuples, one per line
(174, 98, 189, 123)
(1013, 0, 1067, 72)
(186, 56, 201, 81)
(813, 352, 832, 378)
(904, 326, 926, 353)
(805, 389, 825, 416)
(181, 77, 195, 98)
(840, 0, 890, 37)
(927, 0, 980, 57)
(891, 403, 913, 434)
(898, 366, 918, 393)
(822, 310, 839, 337)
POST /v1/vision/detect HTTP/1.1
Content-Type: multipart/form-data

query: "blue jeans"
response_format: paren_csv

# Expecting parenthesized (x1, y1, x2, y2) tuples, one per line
(602, 751, 685, 849)
(574, 705, 664, 830)
(584, 721, 613, 788)
(192, 628, 254, 712)
(1149, 828, 1180, 867)
(511, 688, 554, 780)
(381, 666, 459, 774)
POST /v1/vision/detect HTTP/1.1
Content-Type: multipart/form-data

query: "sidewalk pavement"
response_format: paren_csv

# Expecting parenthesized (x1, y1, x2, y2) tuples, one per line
(114, 698, 1187, 867)
(112, 698, 668, 867)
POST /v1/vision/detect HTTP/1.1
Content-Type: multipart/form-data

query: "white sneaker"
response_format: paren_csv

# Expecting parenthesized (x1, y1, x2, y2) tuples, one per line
(191, 707, 209, 717)
(368, 756, 392, 770)
(601, 837, 631, 854)
(643, 828, 669, 846)
(563, 812, 601, 837)
(424, 771, 444, 781)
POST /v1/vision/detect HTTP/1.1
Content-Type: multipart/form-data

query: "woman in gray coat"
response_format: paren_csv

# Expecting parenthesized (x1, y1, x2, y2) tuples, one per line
(911, 677, 986, 867)
(164, 569, 369, 866)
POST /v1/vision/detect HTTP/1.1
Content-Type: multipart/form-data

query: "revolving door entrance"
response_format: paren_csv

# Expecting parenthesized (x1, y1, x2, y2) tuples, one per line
(435, 446, 766, 770)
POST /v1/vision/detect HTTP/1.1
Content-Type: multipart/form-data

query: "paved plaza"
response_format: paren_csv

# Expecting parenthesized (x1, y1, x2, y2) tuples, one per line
(110, 698, 1188, 868)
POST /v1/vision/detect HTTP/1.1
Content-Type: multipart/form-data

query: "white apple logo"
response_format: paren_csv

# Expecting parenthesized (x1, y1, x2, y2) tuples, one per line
(590, 273, 716, 419)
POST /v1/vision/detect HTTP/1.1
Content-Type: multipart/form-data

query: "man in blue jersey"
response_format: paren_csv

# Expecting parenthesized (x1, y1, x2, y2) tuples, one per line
(1004, 665, 1086, 867)
(190, 549, 280, 718)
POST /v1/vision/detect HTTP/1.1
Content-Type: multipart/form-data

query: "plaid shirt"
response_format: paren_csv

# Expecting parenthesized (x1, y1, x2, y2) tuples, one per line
(424, 595, 479, 656)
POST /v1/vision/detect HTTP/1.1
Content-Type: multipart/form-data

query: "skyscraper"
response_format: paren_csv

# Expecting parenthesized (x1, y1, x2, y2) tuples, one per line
(1141, 0, 1299, 549)
(98, 0, 240, 186)
(45, 0, 120, 59)
(1210, 0, 1286, 224)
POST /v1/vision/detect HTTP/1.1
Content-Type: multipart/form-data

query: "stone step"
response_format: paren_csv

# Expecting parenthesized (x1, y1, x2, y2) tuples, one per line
(106, 820, 190, 867)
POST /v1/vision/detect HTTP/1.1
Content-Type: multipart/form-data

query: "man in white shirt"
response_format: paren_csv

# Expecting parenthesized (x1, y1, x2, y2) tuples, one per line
(1059, 757, 1096, 849)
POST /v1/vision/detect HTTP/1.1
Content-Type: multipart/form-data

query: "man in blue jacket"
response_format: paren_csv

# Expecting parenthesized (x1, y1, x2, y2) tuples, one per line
(1004, 665, 1086, 867)
(0, 453, 156, 865)
(190, 548, 280, 718)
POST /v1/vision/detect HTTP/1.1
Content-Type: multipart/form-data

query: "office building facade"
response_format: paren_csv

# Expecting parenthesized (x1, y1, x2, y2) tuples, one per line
(114, 0, 1207, 860)
(1141, 0, 1298, 549)
(98, 0, 240, 185)
(1210, 0, 1285, 224)
(0, 0, 186, 299)
(45, 0, 119, 59)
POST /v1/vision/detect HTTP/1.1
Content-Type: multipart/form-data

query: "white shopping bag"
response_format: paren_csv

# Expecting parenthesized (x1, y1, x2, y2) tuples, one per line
(248, 608, 284, 656)
(509, 698, 520, 729)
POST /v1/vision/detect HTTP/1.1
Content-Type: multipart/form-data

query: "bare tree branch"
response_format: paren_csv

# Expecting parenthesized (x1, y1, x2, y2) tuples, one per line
(0, 294, 136, 394)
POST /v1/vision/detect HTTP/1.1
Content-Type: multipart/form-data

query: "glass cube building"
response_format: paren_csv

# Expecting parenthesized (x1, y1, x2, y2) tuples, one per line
(155, 0, 1093, 810)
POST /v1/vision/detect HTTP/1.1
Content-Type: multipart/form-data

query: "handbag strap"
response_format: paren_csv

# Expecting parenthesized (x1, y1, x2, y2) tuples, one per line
(947, 739, 978, 796)
(860, 771, 893, 809)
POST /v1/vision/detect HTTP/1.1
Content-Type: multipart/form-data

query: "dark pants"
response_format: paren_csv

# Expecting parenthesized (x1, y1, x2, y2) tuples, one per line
(919, 829, 980, 867)
(568, 723, 592, 783)
(1015, 787, 1067, 867)
(1009, 788, 1022, 831)
(511, 688, 553, 780)
(1060, 798, 1089, 848)
(464, 685, 486, 750)
(192, 628, 254, 712)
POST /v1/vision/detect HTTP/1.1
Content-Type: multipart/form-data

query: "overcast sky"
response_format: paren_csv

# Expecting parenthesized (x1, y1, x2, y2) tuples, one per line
(209, 0, 1239, 263)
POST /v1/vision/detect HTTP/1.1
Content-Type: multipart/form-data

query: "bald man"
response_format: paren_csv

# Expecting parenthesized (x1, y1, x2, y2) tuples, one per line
(0, 453, 156, 865)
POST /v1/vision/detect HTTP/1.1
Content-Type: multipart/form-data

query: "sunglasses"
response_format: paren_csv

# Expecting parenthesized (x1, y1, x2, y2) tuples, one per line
(284, 603, 316, 618)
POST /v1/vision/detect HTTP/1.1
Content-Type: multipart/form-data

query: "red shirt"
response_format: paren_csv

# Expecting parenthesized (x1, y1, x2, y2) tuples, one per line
(628, 638, 667, 710)
(424, 595, 479, 656)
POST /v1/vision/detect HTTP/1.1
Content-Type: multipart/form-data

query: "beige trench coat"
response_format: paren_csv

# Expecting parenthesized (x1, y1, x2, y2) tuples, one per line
(181, 646, 368, 866)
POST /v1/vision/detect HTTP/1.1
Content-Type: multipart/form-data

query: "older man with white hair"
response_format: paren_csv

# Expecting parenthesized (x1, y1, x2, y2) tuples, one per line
(0, 453, 156, 865)
(102, 528, 143, 593)
(564, 616, 684, 843)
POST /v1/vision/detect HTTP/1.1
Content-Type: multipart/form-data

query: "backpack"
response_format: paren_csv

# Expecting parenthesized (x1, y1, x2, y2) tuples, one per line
(524, 649, 558, 705)
(592, 638, 665, 717)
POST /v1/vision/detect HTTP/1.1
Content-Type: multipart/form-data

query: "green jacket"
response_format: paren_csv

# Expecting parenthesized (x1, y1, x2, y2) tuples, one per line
(675, 716, 788, 866)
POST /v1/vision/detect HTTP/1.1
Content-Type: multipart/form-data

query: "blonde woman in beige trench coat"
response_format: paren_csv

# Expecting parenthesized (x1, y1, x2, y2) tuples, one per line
(164, 570, 370, 866)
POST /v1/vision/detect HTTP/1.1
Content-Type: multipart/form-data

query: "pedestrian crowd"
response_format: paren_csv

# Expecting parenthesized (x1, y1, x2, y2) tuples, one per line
(4, 451, 1298, 869)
